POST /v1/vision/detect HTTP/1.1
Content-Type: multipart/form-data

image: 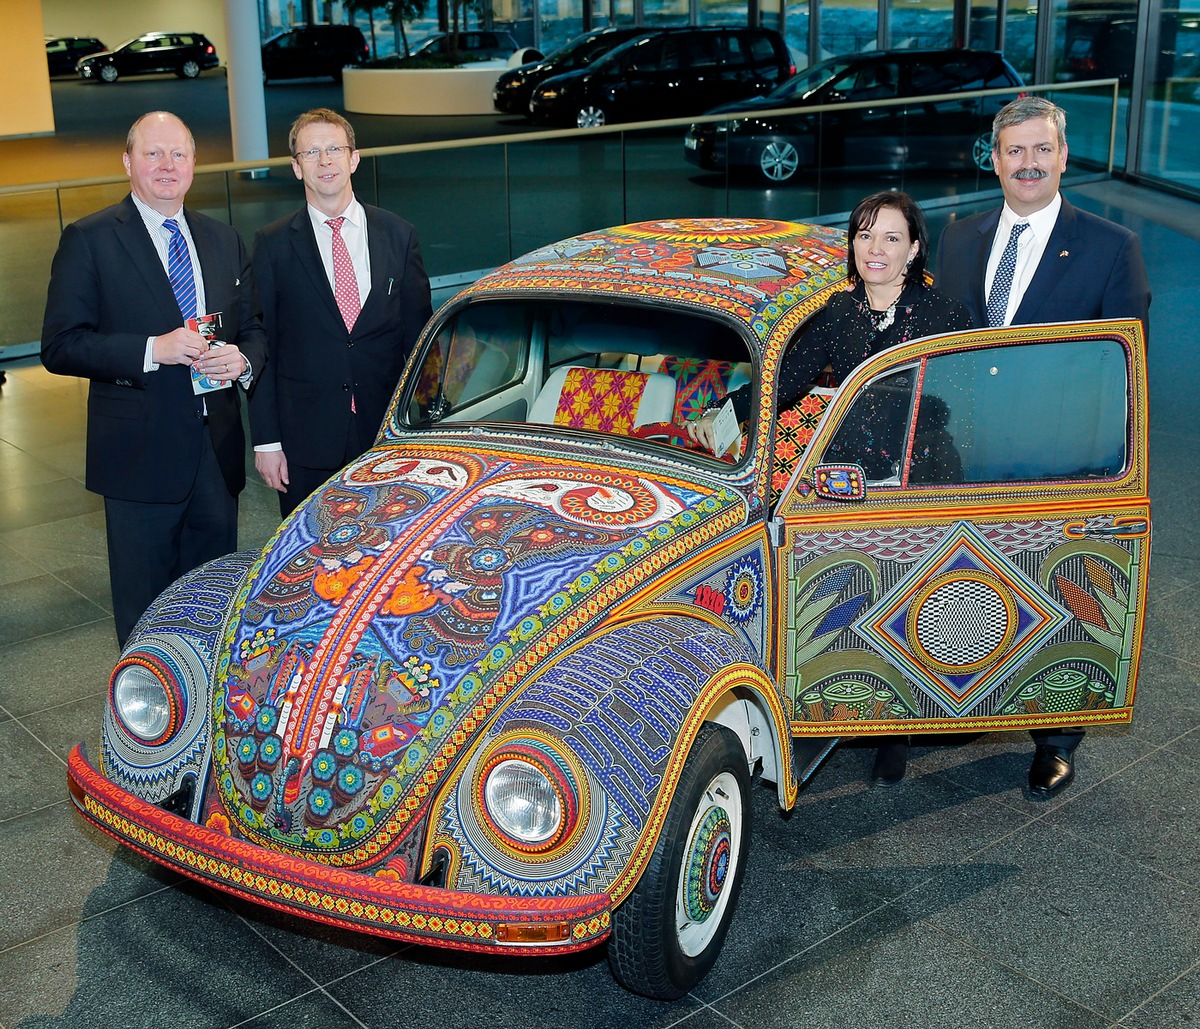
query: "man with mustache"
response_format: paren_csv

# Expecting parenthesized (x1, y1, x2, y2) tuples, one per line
(931, 95, 1150, 799)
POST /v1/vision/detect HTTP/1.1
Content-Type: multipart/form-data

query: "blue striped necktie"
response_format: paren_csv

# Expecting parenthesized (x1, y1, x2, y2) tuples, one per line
(164, 218, 197, 321)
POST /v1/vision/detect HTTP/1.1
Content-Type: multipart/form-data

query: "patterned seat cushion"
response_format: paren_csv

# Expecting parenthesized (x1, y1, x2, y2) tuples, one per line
(659, 356, 739, 422)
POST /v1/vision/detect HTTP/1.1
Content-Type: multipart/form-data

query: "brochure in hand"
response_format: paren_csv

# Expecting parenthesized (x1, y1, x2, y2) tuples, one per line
(188, 312, 231, 394)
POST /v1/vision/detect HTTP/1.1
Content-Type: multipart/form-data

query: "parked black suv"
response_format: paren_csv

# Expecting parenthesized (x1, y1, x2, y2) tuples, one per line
(46, 36, 106, 76)
(528, 26, 794, 128)
(261, 24, 368, 83)
(684, 48, 1023, 183)
(77, 32, 219, 83)
(401, 30, 520, 63)
(493, 26, 646, 115)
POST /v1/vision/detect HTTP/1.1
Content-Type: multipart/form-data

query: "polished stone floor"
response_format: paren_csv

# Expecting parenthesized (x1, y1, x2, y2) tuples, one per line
(0, 180, 1198, 1028)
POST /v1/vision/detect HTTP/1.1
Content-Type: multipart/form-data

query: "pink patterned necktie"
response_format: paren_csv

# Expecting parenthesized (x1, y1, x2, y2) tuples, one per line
(327, 216, 360, 332)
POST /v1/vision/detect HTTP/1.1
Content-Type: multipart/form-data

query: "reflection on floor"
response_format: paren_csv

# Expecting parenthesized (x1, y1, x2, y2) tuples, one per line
(1, 181, 1198, 1029)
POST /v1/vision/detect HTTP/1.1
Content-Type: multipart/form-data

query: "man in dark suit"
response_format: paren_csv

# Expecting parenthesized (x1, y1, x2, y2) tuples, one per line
(42, 111, 267, 648)
(936, 95, 1151, 799)
(251, 108, 432, 517)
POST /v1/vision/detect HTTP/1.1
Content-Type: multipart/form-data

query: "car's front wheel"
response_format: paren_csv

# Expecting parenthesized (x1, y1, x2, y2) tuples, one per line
(99, 64, 118, 83)
(178, 59, 201, 79)
(576, 104, 607, 129)
(972, 132, 994, 171)
(758, 140, 800, 183)
(608, 723, 751, 1000)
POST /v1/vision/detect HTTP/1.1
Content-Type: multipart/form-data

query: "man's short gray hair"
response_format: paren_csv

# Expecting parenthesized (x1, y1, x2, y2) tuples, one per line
(991, 96, 1067, 152)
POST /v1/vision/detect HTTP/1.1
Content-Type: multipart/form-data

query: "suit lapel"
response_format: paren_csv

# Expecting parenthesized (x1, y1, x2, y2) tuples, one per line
(114, 196, 182, 326)
(970, 210, 1001, 323)
(289, 209, 344, 325)
(1014, 199, 1078, 324)
(356, 204, 393, 333)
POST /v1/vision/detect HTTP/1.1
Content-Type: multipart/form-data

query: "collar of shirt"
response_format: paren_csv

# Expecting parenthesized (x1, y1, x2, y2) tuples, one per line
(307, 196, 371, 305)
(129, 192, 206, 316)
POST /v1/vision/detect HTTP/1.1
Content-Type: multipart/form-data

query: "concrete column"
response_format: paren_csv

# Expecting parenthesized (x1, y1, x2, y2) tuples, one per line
(224, 0, 271, 165)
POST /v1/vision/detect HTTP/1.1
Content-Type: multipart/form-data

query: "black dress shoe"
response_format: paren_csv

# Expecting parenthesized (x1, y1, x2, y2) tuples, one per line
(871, 737, 910, 787)
(1028, 745, 1075, 798)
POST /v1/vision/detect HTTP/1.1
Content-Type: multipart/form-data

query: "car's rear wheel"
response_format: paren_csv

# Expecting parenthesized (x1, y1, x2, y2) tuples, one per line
(178, 60, 201, 79)
(577, 104, 607, 128)
(99, 64, 118, 83)
(759, 140, 800, 183)
(972, 132, 995, 171)
(608, 723, 751, 1000)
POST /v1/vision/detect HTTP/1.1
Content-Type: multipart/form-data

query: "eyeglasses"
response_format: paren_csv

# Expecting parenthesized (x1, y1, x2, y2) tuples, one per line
(294, 145, 352, 163)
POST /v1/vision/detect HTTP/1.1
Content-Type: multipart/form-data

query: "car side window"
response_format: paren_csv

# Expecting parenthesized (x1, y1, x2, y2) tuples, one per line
(821, 366, 916, 483)
(912, 340, 1128, 483)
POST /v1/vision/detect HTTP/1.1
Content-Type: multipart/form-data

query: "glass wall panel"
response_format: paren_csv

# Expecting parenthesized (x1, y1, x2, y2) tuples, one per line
(1052, 0, 1138, 85)
(820, 0, 879, 58)
(969, 0, 999, 49)
(1137, 3, 1200, 188)
(645, 0, 691, 24)
(1004, 0, 1039, 80)
(699, 0, 751, 25)
(537, 0, 583, 51)
(0, 191, 60, 349)
(890, 0, 957, 49)
(782, 0, 812, 70)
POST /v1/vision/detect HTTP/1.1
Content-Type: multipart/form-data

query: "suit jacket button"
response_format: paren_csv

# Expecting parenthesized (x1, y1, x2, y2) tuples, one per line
(342, 383, 350, 391)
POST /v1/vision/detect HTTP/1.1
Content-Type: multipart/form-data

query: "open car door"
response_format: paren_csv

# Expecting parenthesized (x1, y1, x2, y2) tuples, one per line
(773, 319, 1150, 738)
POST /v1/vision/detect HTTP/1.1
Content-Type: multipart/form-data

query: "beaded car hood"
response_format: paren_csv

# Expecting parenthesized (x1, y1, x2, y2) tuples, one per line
(206, 444, 743, 868)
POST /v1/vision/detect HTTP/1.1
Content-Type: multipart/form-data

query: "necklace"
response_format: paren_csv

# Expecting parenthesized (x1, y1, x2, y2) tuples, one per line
(856, 296, 897, 331)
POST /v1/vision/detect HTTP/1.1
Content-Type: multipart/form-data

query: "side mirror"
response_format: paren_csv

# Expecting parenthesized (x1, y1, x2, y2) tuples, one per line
(812, 463, 867, 501)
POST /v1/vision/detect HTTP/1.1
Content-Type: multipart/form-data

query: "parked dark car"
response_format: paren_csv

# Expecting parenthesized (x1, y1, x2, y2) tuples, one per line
(400, 30, 520, 63)
(493, 26, 646, 115)
(46, 36, 106, 76)
(261, 24, 368, 83)
(77, 32, 219, 83)
(684, 48, 1023, 183)
(528, 26, 794, 128)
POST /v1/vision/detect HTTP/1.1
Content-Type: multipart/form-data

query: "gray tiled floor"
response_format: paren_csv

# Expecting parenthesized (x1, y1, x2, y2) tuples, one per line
(1, 180, 1198, 1028)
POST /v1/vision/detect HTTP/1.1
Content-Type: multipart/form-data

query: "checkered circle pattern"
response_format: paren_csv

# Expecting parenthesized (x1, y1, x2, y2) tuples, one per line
(913, 578, 1010, 668)
(327, 216, 360, 331)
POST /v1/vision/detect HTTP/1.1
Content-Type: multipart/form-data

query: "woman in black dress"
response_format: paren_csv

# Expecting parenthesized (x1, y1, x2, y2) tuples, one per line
(687, 190, 975, 786)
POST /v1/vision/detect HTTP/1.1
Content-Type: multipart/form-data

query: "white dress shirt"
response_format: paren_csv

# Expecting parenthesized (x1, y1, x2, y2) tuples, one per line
(307, 196, 371, 306)
(983, 193, 1062, 327)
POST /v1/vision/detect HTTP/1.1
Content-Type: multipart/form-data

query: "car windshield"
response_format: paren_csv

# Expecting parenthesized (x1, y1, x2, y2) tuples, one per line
(768, 58, 856, 101)
(395, 298, 754, 464)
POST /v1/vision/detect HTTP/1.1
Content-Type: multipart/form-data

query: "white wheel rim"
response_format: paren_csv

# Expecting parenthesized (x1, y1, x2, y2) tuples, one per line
(674, 769, 743, 958)
(578, 107, 604, 128)
(973, 134, 994, 171)
(761, 142, 798, 181)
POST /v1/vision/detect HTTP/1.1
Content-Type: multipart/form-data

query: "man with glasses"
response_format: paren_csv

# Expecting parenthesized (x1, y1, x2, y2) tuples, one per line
(250, 107, 432, 517)
(41, 110, 266, 647)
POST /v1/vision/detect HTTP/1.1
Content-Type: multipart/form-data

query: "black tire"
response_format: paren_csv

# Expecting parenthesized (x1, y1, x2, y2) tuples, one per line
(99, 64, 118, 83)
(178, 59, 201, 79)
(577, 104, 607, 129)
(608, 723, 751, 1000)
(758, 140, 800, 183)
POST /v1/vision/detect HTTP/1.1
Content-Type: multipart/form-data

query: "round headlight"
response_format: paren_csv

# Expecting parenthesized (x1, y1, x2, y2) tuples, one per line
(112, 662, 173, 742)
(483, 758, 562, 846)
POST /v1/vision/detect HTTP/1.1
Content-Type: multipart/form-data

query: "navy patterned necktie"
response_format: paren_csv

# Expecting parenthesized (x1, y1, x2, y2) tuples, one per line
(164, 218, 197, 321)
(985, 221, 1028, 327)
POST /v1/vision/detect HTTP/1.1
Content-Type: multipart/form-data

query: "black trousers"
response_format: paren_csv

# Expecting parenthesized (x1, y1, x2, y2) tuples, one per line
(1030, 727, 1085, 751)
(104, 427, 237, 647)
(277, 416, 365, 519)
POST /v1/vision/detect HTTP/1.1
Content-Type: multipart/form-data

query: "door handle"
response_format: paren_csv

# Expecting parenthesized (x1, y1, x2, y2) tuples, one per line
(1063, 517, 1150, 539)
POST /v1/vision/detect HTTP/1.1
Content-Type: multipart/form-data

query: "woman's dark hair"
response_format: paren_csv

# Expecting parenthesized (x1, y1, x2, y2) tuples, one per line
(846, 190, 929, 289)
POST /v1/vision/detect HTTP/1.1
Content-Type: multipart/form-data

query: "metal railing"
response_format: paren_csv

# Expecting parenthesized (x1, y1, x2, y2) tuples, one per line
(0, 80, 1118, 355)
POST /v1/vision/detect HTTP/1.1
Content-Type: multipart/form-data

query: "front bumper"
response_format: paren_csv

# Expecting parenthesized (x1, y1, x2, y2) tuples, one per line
(68, 744, 611, 954)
